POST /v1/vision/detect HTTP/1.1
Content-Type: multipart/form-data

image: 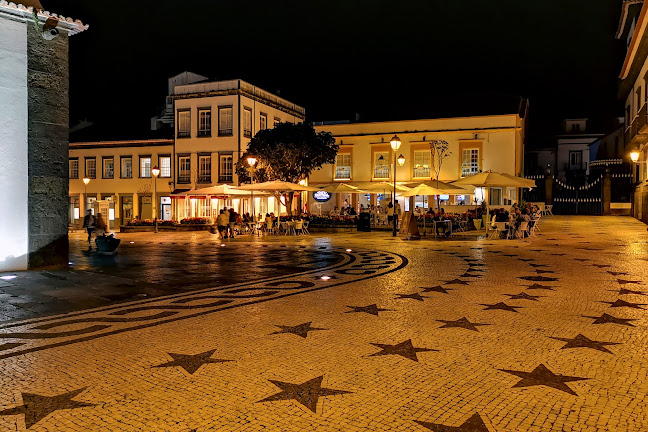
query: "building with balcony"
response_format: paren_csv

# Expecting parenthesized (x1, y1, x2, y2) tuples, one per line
(309, 110, 526, 214)
(68, 78, 305, 225)
(617, 0, 648, 222)
(555, 119, 603, 182)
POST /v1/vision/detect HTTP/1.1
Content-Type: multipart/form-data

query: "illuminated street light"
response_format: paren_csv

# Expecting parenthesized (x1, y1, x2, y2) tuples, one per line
(390, 134, 401, 151)
(247, 156, 257, 225)
(82, 177, 90, 215)
(390, 135, 402, 237)
(398, 154, 405, 166)
(630, 151, 640, 163)
(152, 166, 160, 233)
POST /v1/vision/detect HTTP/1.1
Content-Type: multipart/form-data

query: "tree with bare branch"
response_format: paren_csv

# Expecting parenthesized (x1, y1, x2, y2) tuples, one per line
(430, 139, 451, 210)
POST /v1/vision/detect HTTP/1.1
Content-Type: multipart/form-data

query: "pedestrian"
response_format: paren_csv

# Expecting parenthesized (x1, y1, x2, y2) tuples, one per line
(82, 209, 95, 245)
(228, 207, 238, 238)
(95, 213, 108, 236)
(216, 209, 229, 238)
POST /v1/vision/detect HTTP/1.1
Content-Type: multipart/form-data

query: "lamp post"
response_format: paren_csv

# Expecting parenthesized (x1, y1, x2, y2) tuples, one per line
(152, 166, 160, 233)
(82, 177, 90, 216)
(390, 135, 402, 237)
(247, 156, 257, 224)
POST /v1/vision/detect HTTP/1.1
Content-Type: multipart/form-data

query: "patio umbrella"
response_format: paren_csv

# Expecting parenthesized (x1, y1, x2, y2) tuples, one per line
(317, 183, 365, 193)
(355, 181, 411, 192)
(404, 179, 468, 192)
(398, 183, 469, 234)
(185, 184, 270, 196)
(236, 180, 321, 192)
(500, 173, 537, 189)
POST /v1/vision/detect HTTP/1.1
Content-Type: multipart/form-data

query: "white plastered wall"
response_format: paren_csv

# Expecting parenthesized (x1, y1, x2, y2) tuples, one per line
(0, 17, 28, 271)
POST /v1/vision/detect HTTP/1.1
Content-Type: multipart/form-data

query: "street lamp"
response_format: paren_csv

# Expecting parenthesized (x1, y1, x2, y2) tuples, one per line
(152, 166, 160, 233)
(247, 156, 257, 224)
(390, 134, 402, 237)
(630, 151, 640, 163)
(82, 177, 90, 216)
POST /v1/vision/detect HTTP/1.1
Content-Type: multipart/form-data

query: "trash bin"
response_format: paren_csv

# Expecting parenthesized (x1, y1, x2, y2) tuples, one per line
(357, 212, 371, 232)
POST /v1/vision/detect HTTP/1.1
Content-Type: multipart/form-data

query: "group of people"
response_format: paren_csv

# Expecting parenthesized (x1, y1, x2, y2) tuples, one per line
(214, 207, 241, 238)
(82, 209, 109, 245)
(491, 202, 542, 238)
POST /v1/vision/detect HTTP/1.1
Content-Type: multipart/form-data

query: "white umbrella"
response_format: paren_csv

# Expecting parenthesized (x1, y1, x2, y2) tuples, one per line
(399, 183, 470, 197)
(181, 184, 270, 196)
(236, 180, 321, 192)
(355, 181, 411, 193)
(405, 179, 468, 192)
(317, 183, 366, 193)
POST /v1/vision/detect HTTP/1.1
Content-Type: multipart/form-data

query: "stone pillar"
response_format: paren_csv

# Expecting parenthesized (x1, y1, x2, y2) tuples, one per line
(603, 170, 612, 215)
(26, 25, 70, 268)
(544, 175, 553, 205)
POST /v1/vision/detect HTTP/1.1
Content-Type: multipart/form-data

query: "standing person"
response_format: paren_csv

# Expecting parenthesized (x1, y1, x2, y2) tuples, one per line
(394, 201, 401, 228)
(216, 209, 229, 238)
(387, 201, 394, 225)
(82, 209, 95, 245)
(228, 207, 238, 238)
(94, 213, 108, 236)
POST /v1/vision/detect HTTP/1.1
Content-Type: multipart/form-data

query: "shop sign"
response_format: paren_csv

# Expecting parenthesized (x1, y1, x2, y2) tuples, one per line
(313, 191, 331, 202)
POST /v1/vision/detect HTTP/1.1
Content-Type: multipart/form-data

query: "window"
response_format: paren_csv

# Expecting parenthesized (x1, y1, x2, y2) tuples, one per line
(260, 113, 267, 130)
(102, 157, 114, 179)
(85, 157, 96, 179)
(413, 150, 432, 178)
(274, 117, 281, 127)
(121, 157, 132, 178)
(140, 156, 152, 178)
(219, 154, 233, 183)
(489, 187, 502, 206)
(334, 153, 351, 180)
(461, 149, 479, 177)
(373, 152, 390, 179)
(571, 123, 579, 132)
(243, 108, 252, 138)
(218, 107, 233, 136)
(159, 156, 171, 178)
(198, 155, 211, 183)
(69, 159, 79, 179)
(177, 110, 191, 138)
(569, 151, 582, 170)
(637, 86, 643, 112)
(178, 156, 191, 183)
(197, 108, 211, 137)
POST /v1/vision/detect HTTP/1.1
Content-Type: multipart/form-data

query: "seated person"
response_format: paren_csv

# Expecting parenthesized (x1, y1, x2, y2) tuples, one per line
(329, 206, 340, 217)
(495, 209, 509, 222)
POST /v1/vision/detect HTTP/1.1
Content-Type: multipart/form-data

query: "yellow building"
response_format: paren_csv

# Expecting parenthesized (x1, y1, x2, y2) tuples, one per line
(69, 79, 305, 226)
(309, 113, 526, 214)
(617, 0, 648, 223)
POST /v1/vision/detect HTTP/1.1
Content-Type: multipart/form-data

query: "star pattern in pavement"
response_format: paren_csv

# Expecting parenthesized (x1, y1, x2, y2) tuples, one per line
(437, 317, 490, 332)
(549, 334, 619, 354)
(369, 339, 437, 362)
(582, 313, 636, 327)
(615, 288, 646, 295)
(153, 349, 232, 374)
(459, 272, 481, 278)
(534, 269, 555, 274)
(480, 302, 522, 313)
(607, 271, 628, 276)
(422, 285, 453, 294)
(616, 279, 642, 285)
(590, 264, 611, 268)
(524, 283, 555, 290)
(443, 279, 470, 285)
(414, 412, 491, 431)
(257, 375, 351, 413)
(345, 304, 392, 316)
(504, 292, 544, 301)
(395, 292, 427, 301)
(601, 299, 646, 309)
(0, 388, 94, 429)
(270, 322, 328, 338)
(499, 363, 588, 396)
(518, 258, 535, 262)
(529, 263, 548, 267)
(518, 275, 559, 282)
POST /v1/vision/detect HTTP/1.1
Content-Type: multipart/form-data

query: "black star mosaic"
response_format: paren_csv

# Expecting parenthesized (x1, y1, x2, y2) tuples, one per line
(616, 279, 643, 285)
(345, 304, 392, 316)
(601, 299, 646, 309)
(270, 322, 328, 338)
(535, 269, 555, 274)
(257, 375, 351, 413)
(607, 271, 629, 276)
(395, 292, 427, 301)
(614, 288, 647, 296)
(480, 302, 522, 313)
(414, 412, 491, 431)
(549, 334, 619, 354)
(524, 283, 555, 290)
(443, 279, 470, 285)
(437, 317, 490, 332)
(369, 339, 437, 362)
(422, 285, 453, 294)
(0, 388, 94, 429)
(459, 272, 482, 278)
(504, 292, 544, 301)
(153, 349, 232, 374)
(518, 275, 559, 282)
(582, 313, 636, 327)
(499, 363, 588, 396)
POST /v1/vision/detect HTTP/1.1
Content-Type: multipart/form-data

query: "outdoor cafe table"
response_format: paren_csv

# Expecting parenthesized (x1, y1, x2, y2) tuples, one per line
(432, 220, 453, 238)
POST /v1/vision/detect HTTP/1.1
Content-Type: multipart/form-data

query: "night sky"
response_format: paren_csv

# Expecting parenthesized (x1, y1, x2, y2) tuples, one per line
(50, 0, 624, 145)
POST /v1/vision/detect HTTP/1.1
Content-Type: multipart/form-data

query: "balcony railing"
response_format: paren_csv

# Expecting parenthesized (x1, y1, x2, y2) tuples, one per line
(373, 167, 390, 179)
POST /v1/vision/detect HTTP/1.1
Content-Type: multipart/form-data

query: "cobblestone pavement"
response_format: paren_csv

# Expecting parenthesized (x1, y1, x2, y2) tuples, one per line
(0, 216, 647, 431)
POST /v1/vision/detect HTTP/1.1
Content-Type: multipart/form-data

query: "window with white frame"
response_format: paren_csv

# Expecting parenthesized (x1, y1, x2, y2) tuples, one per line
(413, 150, 432, 178)
(260, 113, 267, 130)
(85, 158, 96, 178)
(198, 108, 211, 137)
(69, 159, 79, 179)
(243, 108, 252, 138)
(177, 110, 191, 138)
(218, 107, 233, 136)
(334, 153, 351, 180)
(461, 148, 479, 177)
(198, 155, 211, 183)
(140, 156, 151, 178)
(159, 156, 171, 178)
(121, 157, 132, 178)
(373, 151, 390, 179)
(103, 157, 114, 179)
(219, 154, 233, 183)
(178, 156, 191, 183)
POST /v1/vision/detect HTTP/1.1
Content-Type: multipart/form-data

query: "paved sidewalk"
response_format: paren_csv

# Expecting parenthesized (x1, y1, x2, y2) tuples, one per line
(0, 216, 647, 431)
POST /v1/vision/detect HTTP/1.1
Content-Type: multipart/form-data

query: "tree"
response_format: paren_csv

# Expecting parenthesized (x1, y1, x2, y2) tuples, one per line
(236, 122, 338, 215)
(430, 139, 451, 211)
